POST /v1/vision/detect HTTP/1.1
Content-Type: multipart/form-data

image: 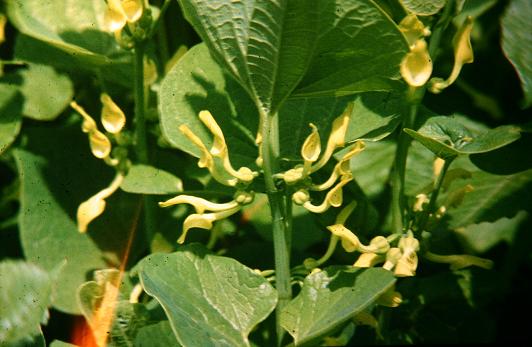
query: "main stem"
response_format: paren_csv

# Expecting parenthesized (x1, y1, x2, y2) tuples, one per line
(261, 110, 292, 345)
(134, 42, 157, 248)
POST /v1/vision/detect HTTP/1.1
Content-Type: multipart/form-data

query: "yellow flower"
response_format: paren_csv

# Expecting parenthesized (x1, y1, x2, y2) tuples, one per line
(303, 175, 352, 213)
(429, 17, 475, 93)
(77, 173, 124, 233)
(104, 0, 143, 33)
(354, 252, 385, 268)
(100, 93, 126, 134)
(180, 111, 258, 186)
(327, 224, 360, 252)
(400, 39, 433, 87)
(394, 233, 420, 277)
(70, 101, 112, 159)
(399, 14, 431, 47)
(0, 14, 6, 46)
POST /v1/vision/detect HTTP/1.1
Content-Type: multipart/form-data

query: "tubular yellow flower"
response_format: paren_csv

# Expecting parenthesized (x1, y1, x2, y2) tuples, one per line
(394, 233, 420, 277)
(424, 252, 493, 271)
(376, 287, 403, 307)
(311, 141, 365, 191)
(100, 93, 126, 134)
(71, 101, 112, 159)
(400, 39, 433, 87)
(159, 195, 239, 214)
(104, 0, 143, 32)
(382, 248, 402, 271)
(302, 123, 321, 173)
(358, 236, 390, 254)
(178, 206, 241, 244)
(77, 173, 124, 233)
(311, 104, 353, 173)
(327, 224, 360, 252)
(430, 17, 474, 93)
(282, 166, 305, 185)
(399, 14, 431, 47)
(354, 253, 385, 268)
(303, 175, 352, 213)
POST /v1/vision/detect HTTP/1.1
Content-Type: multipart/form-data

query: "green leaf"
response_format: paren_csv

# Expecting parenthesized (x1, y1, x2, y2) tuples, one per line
(121, 164, 183, 195)
(404, 116, 521, 160)
(0, 260, 55, 344)
(135, 321, 181, 347)
(399, 0, 446, 16)
(0, 85, 23, 154)
(6, 0, 130, 67)
(177, 0, 319, 114)
(501, 0, 532, 108)
(454, 211, 528, 253)
(139, 244, 278, 347)
(14, 122, 141, 314)
(446, 169, 532, 228)
(1, 64, 73, 121)
(350, 141, 396, 197)
(159, 43, 259, 169)
(49, 341, 78, 347)
(293, 0, 409, 97)
(470, 134, 532, 175)
(281, 267, 396, 346)
(453, 0, 497, 26)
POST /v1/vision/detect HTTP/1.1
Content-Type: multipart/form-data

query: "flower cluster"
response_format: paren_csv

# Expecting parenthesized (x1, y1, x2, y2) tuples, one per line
(159, 110, 258, 244)
(70, 94, 128, 233)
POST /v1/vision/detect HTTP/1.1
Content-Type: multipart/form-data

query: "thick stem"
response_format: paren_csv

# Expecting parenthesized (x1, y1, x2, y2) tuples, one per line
(134, 42, 160, 250)
(261, 110, 291, 346)
(391, 102, 417, 234)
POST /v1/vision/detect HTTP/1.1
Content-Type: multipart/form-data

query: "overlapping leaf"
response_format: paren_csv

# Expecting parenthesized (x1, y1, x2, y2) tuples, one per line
(139, 244, 278, 347)
(0, 85, 23, 154)
(121, 164, 183, 195)
(281, 267, 395, 346)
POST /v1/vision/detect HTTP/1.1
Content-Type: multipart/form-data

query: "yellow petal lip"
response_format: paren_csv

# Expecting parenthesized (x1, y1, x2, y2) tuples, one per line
(178, 206, 241, 244)
(104, 0, 143, 32)
(100, 93, 126, 134)
(303, 175, 352, 213)
(301, 123, 321, 163)
(77, 196, 106, 233)
(327, 224, 360, 252)
(121, 0, 143, 22)
(179, 124, 213, 169)
(89, 130, 112, 159)
(158, 194, 239, 214)
(400, 39, 433, 87)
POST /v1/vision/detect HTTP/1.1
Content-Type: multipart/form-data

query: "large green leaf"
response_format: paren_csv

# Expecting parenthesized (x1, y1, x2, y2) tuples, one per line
(399, 0, 446, 16)
(138, 244, 278, 347)
(121, 164, 184, 195)
(0, 260, 55, 345)
(14, 122, 141, 314)
(281, 267, 396, 346)
(293, 0, 409, 97)
(0, 64, 73, 121)
(501, 0, 532, 108)
(350, 141, 396, 197)
(0, 85, 23, 154)
(135, 321, 181, 347)
(6, 0, 129, 66)
(177, 0, 319, 114)
(404, 116, 521, 160)
(446, 169, 532, 228)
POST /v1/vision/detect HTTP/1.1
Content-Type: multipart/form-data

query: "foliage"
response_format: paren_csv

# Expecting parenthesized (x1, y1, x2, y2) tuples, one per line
(0, 0, 531, 346)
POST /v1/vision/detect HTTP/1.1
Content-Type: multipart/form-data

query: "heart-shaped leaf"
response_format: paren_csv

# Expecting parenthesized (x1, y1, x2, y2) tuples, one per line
(139, 244, 277, 347)
(281, 267, 395, 346)
(404, 116, 521, 160)
(399, 0, 446, 16)
(177, 0, 319, 114)
(293, 0, 409, 97)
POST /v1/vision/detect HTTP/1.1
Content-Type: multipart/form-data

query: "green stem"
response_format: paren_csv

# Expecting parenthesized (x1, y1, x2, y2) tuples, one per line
(391, 101, 418, 234)
(417, 157, 453, 232)
(134, 42, 159, 249)
(390, 0, 456, 234)
(261, 110, 291, 346)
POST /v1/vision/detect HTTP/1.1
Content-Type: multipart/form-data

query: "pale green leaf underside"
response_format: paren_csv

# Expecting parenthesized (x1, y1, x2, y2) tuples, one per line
(0, 260, 54, 344)
(404, 116, 521, 159)
(178, 0, 319, 114)
(281, 267, 395, 346)
(1, 64, 73, 121)
(501, 0, 532, 108)
(6, 0, 129, 66)
(0, 85, 23, 154)
(121, 164, 183, 195)
(139, 245, 277, 347)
